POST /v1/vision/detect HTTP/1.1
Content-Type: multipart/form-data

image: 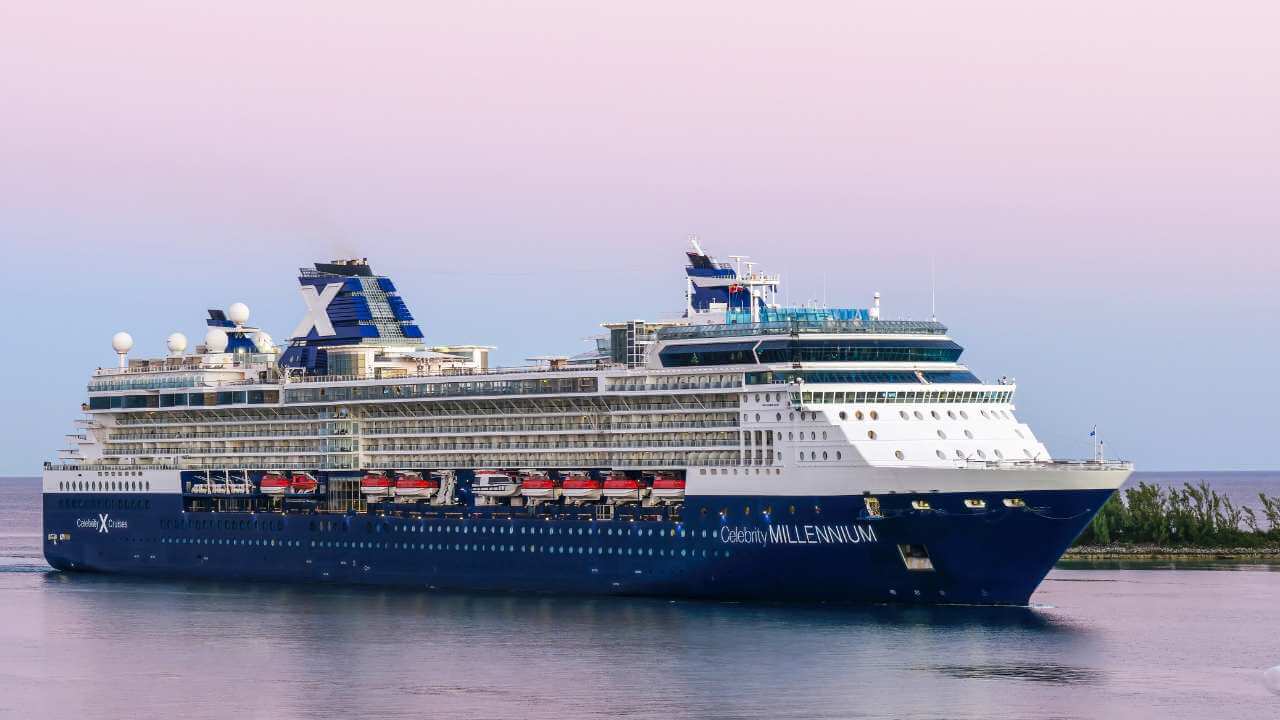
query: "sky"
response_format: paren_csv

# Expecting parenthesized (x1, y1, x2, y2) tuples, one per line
(1, 1, 1277, 474)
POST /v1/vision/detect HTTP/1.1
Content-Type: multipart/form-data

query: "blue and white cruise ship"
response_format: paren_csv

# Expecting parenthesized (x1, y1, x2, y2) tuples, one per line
(42, 243, 1131, 605)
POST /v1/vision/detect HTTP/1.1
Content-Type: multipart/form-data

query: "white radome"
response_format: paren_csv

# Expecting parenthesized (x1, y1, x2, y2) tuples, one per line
(204, 328, 229, 353)
(166, 332, 188, 354)
(227, 302, 250, 326)
(111, 331, 134, 353)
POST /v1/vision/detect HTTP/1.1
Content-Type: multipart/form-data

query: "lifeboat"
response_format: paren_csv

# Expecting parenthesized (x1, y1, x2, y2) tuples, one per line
(519, 471, 560, 500)
(361, 472, 394, 499)
(472, 470, 520, 498)
(561, 471, 602, 502)
(602, 472, 646, 502)
(394, 471, 439, 499)
(650, 473, 686, 503)
(259, 473, 289, 496)
(289, 472, 318, 494)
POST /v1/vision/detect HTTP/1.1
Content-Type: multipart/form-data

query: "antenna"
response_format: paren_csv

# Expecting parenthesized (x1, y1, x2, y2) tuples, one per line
(728, 255, 748, 277)
(688, 234, 704, 256)
(930, 254, 937, 321)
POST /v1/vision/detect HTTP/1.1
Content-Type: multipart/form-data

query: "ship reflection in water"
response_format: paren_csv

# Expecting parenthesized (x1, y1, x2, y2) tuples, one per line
(1, 560, 1275, 720)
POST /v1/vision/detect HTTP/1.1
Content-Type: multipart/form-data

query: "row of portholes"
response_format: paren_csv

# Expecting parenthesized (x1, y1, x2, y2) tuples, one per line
(801, 450, 843, 461)
(763, 412, 822, 423)
(166, 535, 734, 559)
(94, 470, 144, 477)
(787, 431, 829, 441)
(60, 480, 150, 492)
(837, 409, 1015, 423)
(163, 537, 301, 547)
(888, 447, 1037, 461)
(703, 468, 783, 475)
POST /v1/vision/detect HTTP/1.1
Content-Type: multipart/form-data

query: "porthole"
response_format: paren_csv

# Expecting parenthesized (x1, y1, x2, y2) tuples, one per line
(931, 410, 940, 420)
(811, 431, 816, 440)
(914, 411, 924, 420)
(776, 413, 782, 421)
(955, 449, 965, 459)
(964, 429, 974, 439)
(788, 432, 793, 440)
(822, 452, 828, 460)
(789, 413, 795, 420)
(822, 431, 827, 440)
(976, 449, 987, 459)
(947, 410, 956, 419)
(869, 410, 879, 420)
(937, 429, 947, 439)
(855, 411, 864, 420)
(867, 430, 877, 440)
(836, 451, 841, 460)
(994, 449, 1004, 459)
(1014, 429, 1025, 439)
(981, 410, 990, 419)
(839, 411, 847, 421)
(755, 413, 760, 422)
(935, 450, 946, 460)
(899, 410, 909, 420)
(894, 450, 905, 460)
(960, 411, 969, 420)
(1023, 448, 1034, 458)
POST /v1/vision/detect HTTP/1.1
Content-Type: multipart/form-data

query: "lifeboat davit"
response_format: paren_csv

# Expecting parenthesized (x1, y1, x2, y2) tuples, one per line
(394, 471, 438, 499)
(650, 473, 686, 503)
(473, 470, 520, 498)
(519, 471, 560, 500)
(561, 472, 602, 502)
(603, 472, 646, 502)
(289, 472, 318, 494)
(361, 473, 394, 499)
(259, 473, 289, 495)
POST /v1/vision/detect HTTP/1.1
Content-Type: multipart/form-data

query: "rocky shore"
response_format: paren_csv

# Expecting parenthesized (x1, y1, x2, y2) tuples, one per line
(1064, 544, 1280, 560)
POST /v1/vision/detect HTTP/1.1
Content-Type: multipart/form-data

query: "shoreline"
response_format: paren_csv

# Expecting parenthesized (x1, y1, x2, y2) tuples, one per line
(1064, 544, 1280, 561)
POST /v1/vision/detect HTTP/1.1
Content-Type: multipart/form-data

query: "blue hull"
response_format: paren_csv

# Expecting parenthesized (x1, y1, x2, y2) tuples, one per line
(43, 488, 1112, 606)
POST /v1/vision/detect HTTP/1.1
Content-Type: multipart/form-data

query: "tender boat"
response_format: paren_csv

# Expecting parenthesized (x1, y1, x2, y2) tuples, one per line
(649, 473, 686, 503)
(394, 471, 438, 499)
(519, 471, 560, 500)
(602, 472, 646, 502)
(473, 470, 520, 498)
(289, 472, 318, 494)
(561, 471, 602, 502)
(361, 473, 394, 499)
(259, 473, 289, 495)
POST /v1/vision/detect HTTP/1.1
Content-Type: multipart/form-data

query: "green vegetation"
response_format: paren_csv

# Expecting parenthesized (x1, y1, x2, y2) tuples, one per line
(1075, 481, 1280, 548)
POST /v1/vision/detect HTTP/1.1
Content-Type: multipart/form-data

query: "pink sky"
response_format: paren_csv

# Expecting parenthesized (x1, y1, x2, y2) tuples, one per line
(1, 1, 1278, 471)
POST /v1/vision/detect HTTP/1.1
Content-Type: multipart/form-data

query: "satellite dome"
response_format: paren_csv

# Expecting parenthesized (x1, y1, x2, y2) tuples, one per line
(227, 302, 250, 326)
(166, 332, 188, 354)
(111, 331, 134, 353)
(204, 328, 229, 353)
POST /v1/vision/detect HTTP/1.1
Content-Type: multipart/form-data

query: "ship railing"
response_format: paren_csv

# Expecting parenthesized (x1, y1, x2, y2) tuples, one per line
(656, 318, 949, 341)
(43, 461, 181, 471)
(365, 440, 741, 452)
(961, 459, 1134, 471)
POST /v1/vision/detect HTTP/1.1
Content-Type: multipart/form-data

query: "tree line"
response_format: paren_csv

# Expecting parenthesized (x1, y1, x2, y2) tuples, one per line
(1075, 480, 1280, 547)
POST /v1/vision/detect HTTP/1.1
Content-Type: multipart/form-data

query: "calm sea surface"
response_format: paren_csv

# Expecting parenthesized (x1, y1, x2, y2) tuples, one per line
(1, 475, 1277, 720)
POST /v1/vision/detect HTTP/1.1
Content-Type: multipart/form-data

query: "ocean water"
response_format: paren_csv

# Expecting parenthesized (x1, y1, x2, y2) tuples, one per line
(1127, 471, 1280, 510)
(1, 476, 1277, 720)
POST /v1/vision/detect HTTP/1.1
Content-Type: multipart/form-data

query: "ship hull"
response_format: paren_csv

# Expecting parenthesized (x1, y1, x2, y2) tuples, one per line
(43, 487, 1113, 606)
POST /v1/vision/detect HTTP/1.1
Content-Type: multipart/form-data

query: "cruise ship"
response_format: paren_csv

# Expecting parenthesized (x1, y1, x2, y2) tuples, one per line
(42, 243, 1131, 605)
